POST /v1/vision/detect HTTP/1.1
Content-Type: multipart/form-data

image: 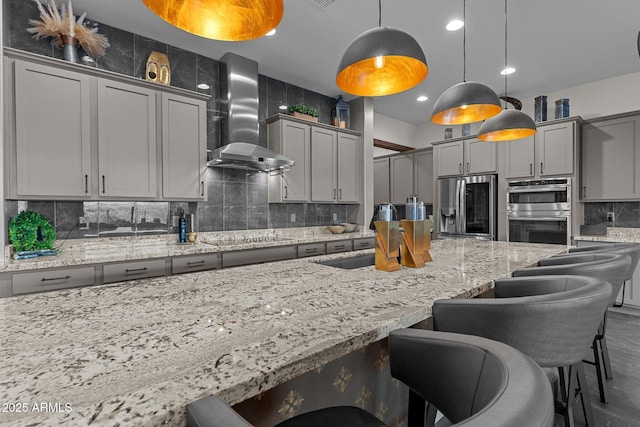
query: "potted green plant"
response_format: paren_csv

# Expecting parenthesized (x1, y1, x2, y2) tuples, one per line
(288, 104, 319, 122)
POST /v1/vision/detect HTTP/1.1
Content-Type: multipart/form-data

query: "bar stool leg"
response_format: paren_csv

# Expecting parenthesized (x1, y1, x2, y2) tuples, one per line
(592, 338, 608, 403)
(600, 335, 613, 380)
(576, 363, 596, 427)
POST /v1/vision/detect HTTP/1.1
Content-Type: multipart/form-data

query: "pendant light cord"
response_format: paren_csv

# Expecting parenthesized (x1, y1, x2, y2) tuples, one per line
(462, 0, 466, 82)
(378, 0, 382, 27)
(504, 0, 508, 107)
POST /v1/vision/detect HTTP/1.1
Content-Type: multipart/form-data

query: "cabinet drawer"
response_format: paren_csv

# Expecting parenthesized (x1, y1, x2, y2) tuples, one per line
(172, 253, 220, 274)
(352, 237, 375, 250)
(103, 259, 166, 284)
(297, 243, 326, 258)
(327, 240, 353, 254)
(222, 246, 297, 268)
(13, 266, 95, 295)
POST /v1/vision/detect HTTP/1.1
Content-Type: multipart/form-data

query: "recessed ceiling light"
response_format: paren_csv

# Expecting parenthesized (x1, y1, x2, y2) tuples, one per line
(417, 95, 429, 102)
(197, 83, 210, 90)
(501, 67, 516, 75)
(265, 29, 276, 36)
(279, 105, 288, 110)
(446, 19, 464, 31)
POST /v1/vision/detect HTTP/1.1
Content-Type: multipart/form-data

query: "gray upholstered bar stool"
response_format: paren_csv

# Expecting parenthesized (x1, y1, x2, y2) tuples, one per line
(560, 243, 640, 307)
(514, 252, 631, 403)
(432, 275, 612, 427)
(186, 330, 555, 427)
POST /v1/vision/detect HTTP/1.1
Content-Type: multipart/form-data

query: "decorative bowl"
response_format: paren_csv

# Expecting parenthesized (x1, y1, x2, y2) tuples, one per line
(341, 223, 358, 232)
(328, 225, 346, 234)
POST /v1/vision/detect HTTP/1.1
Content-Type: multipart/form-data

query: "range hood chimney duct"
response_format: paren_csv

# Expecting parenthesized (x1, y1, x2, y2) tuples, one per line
(208, 52, 294, 172)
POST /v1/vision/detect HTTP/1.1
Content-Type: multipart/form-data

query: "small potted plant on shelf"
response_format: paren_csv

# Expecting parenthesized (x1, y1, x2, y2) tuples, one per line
(288, 104, 319, 123)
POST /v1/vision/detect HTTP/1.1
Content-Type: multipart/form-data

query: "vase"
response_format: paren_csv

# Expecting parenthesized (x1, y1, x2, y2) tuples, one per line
(61, 35, 80, 64)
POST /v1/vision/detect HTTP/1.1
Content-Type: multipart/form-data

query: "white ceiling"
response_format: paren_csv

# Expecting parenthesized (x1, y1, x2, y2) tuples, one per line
(71, 0, 640, 125)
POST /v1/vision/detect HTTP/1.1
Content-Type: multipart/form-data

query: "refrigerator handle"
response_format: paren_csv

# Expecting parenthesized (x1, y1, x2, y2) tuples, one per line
(457, 179, 465, 235)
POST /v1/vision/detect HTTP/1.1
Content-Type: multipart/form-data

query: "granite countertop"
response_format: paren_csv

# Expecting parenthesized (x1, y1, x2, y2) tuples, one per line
(0, 239, 566, 426)
(1, 227, 374, 273)
(574, 227, 640, 243)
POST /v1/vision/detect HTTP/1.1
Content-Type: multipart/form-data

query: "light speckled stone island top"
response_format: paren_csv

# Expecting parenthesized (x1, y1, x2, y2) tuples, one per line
(0, 239, 567, 426)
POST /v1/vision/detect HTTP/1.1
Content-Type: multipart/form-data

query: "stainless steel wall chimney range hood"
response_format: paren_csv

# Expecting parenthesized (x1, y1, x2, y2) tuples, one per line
(207, 52, 294, 172)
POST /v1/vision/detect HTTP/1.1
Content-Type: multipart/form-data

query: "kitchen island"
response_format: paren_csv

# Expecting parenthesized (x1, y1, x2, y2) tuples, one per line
(0, 239, 566, 426)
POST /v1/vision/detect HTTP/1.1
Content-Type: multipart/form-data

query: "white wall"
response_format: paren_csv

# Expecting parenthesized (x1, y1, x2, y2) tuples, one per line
(373, 112, 419, 157)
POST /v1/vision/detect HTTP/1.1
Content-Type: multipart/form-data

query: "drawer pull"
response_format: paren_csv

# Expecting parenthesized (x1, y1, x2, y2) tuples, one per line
(305, 248, 318, 253)
(125, 267, 148, 275)
(187, 260, 206, 266)
(84, 174, 89, 194)
(40, 275, 71, 284)
(359, 242, 370, 247)
(334, 245, 345, 249)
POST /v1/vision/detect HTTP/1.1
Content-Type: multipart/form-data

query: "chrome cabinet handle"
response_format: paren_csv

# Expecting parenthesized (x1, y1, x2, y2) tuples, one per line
(102, 175, 106, 193)
(201, 181, 205, 197)
(540, 162, 544, 175)
(41, 275, 70, 283)
(333, 189, 336, 200)
(529, 164, 533, 175)
(466, 162, 470, 172)
(125, 267, 148, 275)
(459, 163, 462, 173)
(284, 185, 288, 199)
(84, 174, 88, 194)
(305, 248, 318, 253)
(339, 189, 342, 200)
(187, 260, 206, 266)
(583, 186, 587, 198)
(335, 244, 345, 249)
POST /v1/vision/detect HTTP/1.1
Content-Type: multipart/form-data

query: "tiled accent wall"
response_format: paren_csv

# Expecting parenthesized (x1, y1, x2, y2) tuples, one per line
(4, 0, 350, 238)
(583, 202, 640, 228)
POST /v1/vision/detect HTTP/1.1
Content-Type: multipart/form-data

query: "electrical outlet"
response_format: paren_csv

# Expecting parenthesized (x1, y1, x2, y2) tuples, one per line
(290, 213, 296, 222)
(332, 213, 338, 221)
(607, 212, 615, 222)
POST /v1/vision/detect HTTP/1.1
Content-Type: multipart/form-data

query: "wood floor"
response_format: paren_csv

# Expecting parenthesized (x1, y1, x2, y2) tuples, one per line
(554, 308, 640, 427)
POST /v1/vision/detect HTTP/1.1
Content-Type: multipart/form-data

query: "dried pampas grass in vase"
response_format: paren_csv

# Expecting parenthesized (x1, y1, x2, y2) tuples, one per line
(27, 0, 110, 62)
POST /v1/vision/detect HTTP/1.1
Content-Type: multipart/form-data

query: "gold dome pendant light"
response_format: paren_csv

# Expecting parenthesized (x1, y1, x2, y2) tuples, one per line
(141, 0, 284, 41)
(336, 0, 428, 97)
(478, 0, 536, 141)
(431, 0, 501, 125)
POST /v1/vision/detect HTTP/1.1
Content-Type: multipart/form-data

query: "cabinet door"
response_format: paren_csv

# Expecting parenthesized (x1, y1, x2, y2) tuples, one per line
(337, 133, 359, 203)
(537, 121, 574, 176)
(435, 141, 464, 177)
(161, 93, 206, 200)
(582, 116, 640, 200)
(310, 127, 338, 202)
(14, 60, 91, 197)
(281, 121, 310, 202)
(414, 150, 434, 204)
(465, 138, 496, 174)
(390, 154, 414, 204)
(373, 158, 390, 205)
(505, 135, 535, 178)
(98, 79, 157, 198)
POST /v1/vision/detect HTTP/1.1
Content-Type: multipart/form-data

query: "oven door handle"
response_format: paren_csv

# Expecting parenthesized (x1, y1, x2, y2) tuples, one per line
(508, 216, 568, 222)
(507, 185, 569, 193)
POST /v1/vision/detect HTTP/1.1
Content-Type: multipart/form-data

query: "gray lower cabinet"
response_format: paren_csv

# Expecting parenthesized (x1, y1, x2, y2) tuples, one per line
(352, 237, 375, 250)
(222, 246, 297, 268)
(12, 266, 95, 295)
(327, 240, 353, 253)
(103, 259, 166, 284)
(172, 253, 220, 274)
(297, 242, 326, 258)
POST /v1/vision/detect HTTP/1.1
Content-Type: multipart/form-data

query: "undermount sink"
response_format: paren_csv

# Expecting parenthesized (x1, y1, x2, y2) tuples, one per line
(315, 253, 375, 269)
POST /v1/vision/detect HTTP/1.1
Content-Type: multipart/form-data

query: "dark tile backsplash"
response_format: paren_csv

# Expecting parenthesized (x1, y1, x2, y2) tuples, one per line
(4, 0, 350, 240)
(583, 202, 640, 228)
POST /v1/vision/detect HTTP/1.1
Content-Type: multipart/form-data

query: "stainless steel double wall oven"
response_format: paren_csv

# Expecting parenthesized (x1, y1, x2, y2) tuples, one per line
(507, 178, 571, 245)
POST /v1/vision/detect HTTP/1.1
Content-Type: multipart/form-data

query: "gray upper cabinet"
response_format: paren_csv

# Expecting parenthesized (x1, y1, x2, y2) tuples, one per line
(582, 114, 640, 200)
(97, 79, 157, 198)
(5, 53, 209, 201)
(414, 149, 434, 204)
(390, 153, 415, 204)
(505, 120, 576, 179)
(310, 127, 337, 202)
(436, 139, 495, 177)
(161, 93, 207, 200)
(336, 132, 359, 203)
(435, 140, 464, 177)
(373, 157, 390, 205)
(268, 119, 310, 202)
(13, 60, 91, 198)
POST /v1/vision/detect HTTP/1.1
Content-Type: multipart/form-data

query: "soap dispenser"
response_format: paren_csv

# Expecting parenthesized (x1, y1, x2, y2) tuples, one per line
(178, 210, 187, 243)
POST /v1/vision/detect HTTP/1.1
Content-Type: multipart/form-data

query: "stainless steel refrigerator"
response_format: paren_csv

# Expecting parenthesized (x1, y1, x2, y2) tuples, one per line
(437, 175, 497, 240)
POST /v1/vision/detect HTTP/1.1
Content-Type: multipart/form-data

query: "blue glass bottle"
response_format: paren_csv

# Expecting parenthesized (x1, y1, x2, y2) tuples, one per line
(179, 212, 187, 243)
